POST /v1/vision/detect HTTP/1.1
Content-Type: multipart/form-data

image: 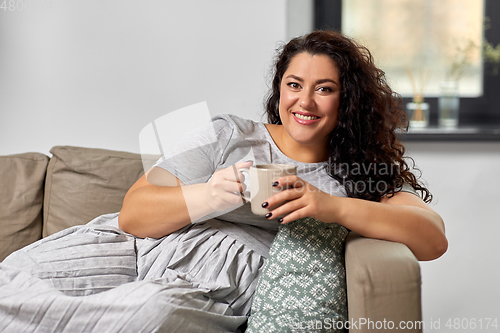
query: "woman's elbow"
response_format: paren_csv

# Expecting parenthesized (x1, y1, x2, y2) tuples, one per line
(424, 213, 448, 260)
(118, 196, 142, 236)
(118, 208, 134, 235)
(433, 233, 448, 259)
(432, 215, 448, 259)
(417, 232, 448, 261)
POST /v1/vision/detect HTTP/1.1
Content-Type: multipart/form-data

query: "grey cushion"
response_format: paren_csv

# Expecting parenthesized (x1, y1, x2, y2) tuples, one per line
(0, 153, 49, 261)
(43, 146, 157, 237)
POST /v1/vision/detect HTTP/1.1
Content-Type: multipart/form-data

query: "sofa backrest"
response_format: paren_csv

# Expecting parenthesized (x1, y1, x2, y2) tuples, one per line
(43, 146, 157, 236)
(0, 152, 49, 261)
(0, 146, 159, 261)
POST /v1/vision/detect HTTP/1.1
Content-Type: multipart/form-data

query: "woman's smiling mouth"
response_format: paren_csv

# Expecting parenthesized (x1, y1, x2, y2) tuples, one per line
(292, 112, 321, 124)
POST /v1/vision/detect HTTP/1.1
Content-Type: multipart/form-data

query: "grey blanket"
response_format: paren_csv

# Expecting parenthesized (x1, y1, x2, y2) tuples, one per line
(0, 213, 265, 333)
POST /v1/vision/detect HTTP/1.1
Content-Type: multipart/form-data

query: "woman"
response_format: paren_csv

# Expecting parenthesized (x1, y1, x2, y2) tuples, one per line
(261, 31, 448, 261)
(118, 30, 447, 330)
(0, 31, 447, 333)
(119, 31, 447, 261)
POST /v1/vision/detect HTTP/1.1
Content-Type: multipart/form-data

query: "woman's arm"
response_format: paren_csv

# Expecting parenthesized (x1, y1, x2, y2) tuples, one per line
(263, 176, 448, 261)
(119, 171, 205, 238)
(336, 191, 447, 261)
(118, 161, 251, 238)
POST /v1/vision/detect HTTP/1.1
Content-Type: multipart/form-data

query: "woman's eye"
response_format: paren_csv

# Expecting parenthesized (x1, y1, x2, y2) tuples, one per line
(317, 86, 333, 93)
(288, 82, 301, 89)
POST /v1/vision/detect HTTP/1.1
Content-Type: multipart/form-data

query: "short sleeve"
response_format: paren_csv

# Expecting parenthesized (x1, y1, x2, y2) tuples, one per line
(152, 116, 235, 186)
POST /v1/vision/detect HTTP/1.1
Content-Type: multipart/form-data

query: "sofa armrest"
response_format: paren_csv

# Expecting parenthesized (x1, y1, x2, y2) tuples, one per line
(345, 232, 422, 332)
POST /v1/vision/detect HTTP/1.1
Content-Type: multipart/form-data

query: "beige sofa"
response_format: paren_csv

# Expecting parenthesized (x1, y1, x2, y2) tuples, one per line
(0, 145, 422, 332)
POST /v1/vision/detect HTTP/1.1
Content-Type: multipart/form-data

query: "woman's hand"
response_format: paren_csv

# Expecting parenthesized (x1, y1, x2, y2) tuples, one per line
(202, 161, 253, 212)
(263, 175, 340, 224)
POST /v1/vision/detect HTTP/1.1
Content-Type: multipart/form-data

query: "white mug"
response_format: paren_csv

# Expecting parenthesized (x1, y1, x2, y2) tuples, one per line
(238, 164, 297, 216)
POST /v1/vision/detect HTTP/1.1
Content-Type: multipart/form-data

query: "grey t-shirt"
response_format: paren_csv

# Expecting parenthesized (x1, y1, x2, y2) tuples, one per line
(154, 114, 347, 231)
(153, 114, 419, 254)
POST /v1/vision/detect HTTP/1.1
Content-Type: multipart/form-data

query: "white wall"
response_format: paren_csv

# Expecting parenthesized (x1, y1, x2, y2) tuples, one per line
(0, 0, 287, 156)
(406, 142, 500, 332)
(286, 0, 313, 41)
(1, 1, 499, 330)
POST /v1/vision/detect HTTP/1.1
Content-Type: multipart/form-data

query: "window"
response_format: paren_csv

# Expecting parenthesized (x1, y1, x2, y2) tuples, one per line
(314, 0, 500, 126)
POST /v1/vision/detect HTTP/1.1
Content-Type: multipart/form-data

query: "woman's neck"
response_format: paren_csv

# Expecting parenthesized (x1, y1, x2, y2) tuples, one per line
(265, 124, 328, 163)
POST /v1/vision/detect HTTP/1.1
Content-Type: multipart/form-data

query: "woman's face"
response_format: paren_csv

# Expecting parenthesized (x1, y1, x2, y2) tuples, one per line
(278, 52, 341, 149)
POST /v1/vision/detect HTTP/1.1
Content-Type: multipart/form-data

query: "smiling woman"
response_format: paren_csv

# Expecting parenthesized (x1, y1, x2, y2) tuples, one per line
(265, 53, 341, 163)
(265, 31, 429, 201)
(246, 30, 447, 331)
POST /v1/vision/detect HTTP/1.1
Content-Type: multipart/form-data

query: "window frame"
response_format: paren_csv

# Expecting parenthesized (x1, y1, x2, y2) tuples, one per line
(314, 0, 500, 127)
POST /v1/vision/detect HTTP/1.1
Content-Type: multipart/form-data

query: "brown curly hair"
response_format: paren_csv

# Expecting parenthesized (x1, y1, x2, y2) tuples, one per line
(265, 30, 432, 203)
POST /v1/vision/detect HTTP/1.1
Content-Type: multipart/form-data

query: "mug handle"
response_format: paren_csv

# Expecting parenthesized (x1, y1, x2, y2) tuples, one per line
(237, 167, 251, 202)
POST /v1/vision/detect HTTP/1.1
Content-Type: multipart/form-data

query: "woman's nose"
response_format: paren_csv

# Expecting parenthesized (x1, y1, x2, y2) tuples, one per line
(299, 90, 315, 110)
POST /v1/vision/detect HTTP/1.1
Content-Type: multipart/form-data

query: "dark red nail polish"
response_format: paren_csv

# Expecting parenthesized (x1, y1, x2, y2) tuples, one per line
(262, 202, 269, 208)
(272, 181, 279, 187)
(278, 218, 284, 223)
(265, 213, 272, 218)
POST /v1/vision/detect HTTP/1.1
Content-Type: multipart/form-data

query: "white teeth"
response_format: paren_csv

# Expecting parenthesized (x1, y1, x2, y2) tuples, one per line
(294, 113, 319, 120)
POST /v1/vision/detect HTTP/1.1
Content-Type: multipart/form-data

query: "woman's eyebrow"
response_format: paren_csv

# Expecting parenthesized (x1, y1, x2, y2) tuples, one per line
(285, 75, 339, 86)
(316, 78, 339, 86)
(285, 74, 304, 82)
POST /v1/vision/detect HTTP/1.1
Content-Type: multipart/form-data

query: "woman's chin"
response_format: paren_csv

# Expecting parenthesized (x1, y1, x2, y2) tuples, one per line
(289, 135, 325, 148)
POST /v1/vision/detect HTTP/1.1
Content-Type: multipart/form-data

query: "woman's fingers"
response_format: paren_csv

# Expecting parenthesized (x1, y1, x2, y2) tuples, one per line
(212, 161, 252, 189)
(205, 182, 244, 211)
(265, 187, 303, 210)
(277, 207, 309, 224)
(265, 175, 315, 209)
(205, 161, 253, 211)
(222, 179, 246, 194)
(226, 161, 253, 189)
(273, 175, 305, 190)
(267, 197, 306, 218)
(263, 175, 325, 223)
(226, 161, 252, 192)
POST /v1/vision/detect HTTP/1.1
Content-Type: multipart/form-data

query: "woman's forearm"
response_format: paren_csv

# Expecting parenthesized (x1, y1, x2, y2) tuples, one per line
(118, 162, 251, 238)
(334, 196, 448, 261)
(119, 183, 212, 238)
